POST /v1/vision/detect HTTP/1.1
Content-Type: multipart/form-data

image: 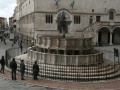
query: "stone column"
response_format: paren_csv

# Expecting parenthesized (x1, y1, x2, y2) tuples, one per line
(109, 32, 113, 45)
(57, 39, 59, 48)
(43, 38, 46, 46)
(57, 50, 59, 54)
(96, 32, 99, 44)
(48, 48, 50, 53)
(65, 39, 67, 48)
(35, 51, 38, 61)
(27, 49, 30, 58)
(64, 50, 67, 65)
(39, 37, 41, 45)
(48, 37, 51, 47)
(76, 56, 79, 66)
(36, 46, 39, 52)
(64, 50, 66, 55)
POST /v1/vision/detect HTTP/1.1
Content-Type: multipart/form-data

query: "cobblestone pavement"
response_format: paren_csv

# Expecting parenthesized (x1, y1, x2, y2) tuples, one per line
(0, 33, 63, 90)
(0, 76, 62, 90)
(1, 69, 120, 90)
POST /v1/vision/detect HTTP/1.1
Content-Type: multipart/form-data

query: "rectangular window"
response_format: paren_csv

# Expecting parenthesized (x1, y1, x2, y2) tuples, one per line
(46, 15, 53, 24)
(96, 16, 101, 22)
(74, 15, 81, 24)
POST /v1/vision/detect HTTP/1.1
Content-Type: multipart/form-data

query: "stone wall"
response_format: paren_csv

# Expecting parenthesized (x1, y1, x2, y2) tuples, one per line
(34, 0, 120, 14)
(37, 36, 93, 50)
(19, 0, 120, 45)
(27, 46, 103, 66)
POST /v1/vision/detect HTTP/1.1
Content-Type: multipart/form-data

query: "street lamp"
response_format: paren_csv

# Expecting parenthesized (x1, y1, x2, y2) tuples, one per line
(56, 11, 72, 38)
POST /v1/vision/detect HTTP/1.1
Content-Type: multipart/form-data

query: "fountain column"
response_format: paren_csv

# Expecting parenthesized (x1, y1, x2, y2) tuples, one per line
(109, 32, 113, 45)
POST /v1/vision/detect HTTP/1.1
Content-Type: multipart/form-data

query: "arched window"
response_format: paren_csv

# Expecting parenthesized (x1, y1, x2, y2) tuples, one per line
(109, 11, 114, 20)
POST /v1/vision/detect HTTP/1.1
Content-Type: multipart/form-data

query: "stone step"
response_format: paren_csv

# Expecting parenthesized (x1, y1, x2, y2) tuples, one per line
(39, 65, 120, 76)
(15, 60, 120, 81)
(16, 63, 120, 77)
(16, 60, 113, 71)
(22, 68, 120, 82)
(16, 61, 116, 74)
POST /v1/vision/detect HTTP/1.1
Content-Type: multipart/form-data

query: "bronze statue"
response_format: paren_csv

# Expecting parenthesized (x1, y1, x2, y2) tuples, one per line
(58, 11, 66, 21)
(55, 0, 60, 8)
(70, 0, 75, 9)
(56, 11, 72, 38)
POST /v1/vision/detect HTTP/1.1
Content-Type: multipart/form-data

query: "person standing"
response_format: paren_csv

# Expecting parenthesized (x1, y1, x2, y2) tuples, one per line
(20, 41, 23, 53)
(0, 56, 5, 73)
(10, 58, 17, 80)
(33, 61, 39, 80)
(20, 60, 25, 80)
(3, 38, 6, 45)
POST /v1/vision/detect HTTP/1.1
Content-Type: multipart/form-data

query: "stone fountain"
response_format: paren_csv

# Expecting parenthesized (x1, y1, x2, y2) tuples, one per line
(15, 11, 120, 82)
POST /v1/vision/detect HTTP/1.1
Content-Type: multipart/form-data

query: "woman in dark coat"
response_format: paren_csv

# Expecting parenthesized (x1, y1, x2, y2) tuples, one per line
(33, 61, 39, 80)
(0, 56, 5, 73)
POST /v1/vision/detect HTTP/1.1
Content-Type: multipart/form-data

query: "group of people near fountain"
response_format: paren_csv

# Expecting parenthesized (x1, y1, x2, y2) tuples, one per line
(9, 58, 39, 80)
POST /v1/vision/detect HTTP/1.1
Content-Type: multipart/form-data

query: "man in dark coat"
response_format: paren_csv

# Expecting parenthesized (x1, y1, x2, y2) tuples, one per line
(33, 61, 39, 80)
(10, 58, 17, 80)
(0, 56, 5, 73)
(20, 60, 25, 80)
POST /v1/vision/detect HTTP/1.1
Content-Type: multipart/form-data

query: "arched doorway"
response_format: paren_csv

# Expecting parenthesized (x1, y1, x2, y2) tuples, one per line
(113, 27, 120, 44)
(98, 27, 110, 45)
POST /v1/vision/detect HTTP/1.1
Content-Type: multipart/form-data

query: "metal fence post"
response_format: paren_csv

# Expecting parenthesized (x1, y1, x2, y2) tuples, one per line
(118, 53, 119, 63)
(5, 50, 8, 67)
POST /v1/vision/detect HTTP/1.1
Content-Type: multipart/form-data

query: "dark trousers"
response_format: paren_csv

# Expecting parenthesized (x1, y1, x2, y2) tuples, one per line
(11, 69, 16, 80)
(20, 46, 22, 52)
(21, 71, 24, 79)
(34, 75, 37, 80)
(0, 65, 4, 73)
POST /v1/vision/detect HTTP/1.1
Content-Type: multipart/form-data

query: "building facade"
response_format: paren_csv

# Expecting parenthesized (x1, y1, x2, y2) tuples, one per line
(15, 0, 120, 46)
(9, 17, 14, 32)
(0, 17, 7, 30)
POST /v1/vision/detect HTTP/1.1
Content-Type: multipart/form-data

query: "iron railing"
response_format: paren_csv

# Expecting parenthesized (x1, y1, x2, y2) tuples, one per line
(5, 47, 120, 82)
